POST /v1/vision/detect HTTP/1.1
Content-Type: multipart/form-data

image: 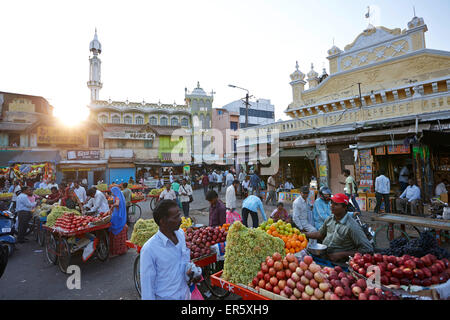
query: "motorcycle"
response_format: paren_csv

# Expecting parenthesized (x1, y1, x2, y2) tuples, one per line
(0, 210, 16, 256)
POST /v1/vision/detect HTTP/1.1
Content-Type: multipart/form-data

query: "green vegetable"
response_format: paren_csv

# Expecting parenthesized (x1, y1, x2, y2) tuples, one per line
(222, 221, 285, 285)
(130, 218, 159, 247)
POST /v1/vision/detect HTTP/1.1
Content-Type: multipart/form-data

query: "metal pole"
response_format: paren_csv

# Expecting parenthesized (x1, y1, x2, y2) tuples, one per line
(245, 92, 249, 128)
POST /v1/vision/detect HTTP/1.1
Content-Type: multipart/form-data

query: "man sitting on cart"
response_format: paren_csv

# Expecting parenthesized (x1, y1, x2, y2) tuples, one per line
(140, 200, 202, 300)
(305, 193, 373, 262)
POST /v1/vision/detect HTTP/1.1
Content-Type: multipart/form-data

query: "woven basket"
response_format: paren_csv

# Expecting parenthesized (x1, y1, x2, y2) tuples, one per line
(90, 214, 112, 226)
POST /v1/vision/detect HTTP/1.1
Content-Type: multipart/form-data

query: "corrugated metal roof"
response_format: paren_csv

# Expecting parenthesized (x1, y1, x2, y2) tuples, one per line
(0, 150, 23, 166)
(8, 150, 61, 164)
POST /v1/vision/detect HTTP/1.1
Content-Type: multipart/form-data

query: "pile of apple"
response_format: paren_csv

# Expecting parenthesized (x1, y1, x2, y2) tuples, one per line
(321, 265, 399, 300)
(250, 253, 334, 300)
(349, 253, 450, 287)
(53, 212, 110, 233)
(185, 226, 227, 260)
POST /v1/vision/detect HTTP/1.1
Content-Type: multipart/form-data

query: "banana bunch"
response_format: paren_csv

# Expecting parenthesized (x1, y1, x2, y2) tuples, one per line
(180, 217, 192, 229)
(149, 188, 165, 196)
(34, 188, 51, 196)
(0, 193, 13, 199)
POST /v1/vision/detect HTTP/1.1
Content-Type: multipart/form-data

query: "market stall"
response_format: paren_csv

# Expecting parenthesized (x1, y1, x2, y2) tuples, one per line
(43, 209, 112, 273)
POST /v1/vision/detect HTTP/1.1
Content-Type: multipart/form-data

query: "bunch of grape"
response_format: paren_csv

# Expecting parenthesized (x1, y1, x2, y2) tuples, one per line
(381, 231, 450, 259)
(45, 206, 81, 227)
(130, 218, 159, 247)
(222, 221, 285, 285)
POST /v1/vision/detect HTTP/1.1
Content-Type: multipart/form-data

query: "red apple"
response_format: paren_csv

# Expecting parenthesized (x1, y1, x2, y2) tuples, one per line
(413, 269, 424, 280)
(273, 252, 282, 261)
(422, 267, 432, 278)
(352, 286, 362, 297)
(276, 270, 286, 280)
(387, 263, 396, 272)
(422, 278, 432, 287)
(403, 268, 414, 279)
(334, 286, 345, 297)
(309, 279, 319, 289)
(363, 254, 373, 264)
(404, 259, 416, 270)
(278, 279, 286, 290)
(252, 277, 259, 286)
(356, 278, 367, 289)
(392, 268, 403, 279)
(261, 262, 269, 273)
(285, 269, 292, 279)
(273, 286, 281, 295)
(289, 262, 298, 272)
(373, 254, 383, 263)
(295, 267, 304, 277)
(264, 273, 271, 283)
(257, 271, 264, 279)
(296, 282, 305, 292)
(287, 278, 296, 289)
(358, 268, 366, 276)
(358, 293, 368, 300)
(267, 258, 274, 268)
(303, 255, 313, 265)
(258, 279, 266, 288)
(269, 276, 278, 287)
(265, 282, 273, 291)
(274, 261, 283, 271)
(268, 267, 276, 277)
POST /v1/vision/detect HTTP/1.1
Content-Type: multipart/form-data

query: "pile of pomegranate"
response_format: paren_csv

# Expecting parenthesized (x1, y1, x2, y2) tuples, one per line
(250, 253, 400, 300)
(185, 226, 227, 260)
(349, 253, 450, 287)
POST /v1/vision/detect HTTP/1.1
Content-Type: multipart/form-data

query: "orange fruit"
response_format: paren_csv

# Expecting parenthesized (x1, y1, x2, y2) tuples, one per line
(285, 248, 289, 254)
(290, 248, 295, 254)
(267, 230, 272, 235)
(286, 242, 291, 249)
(298, 234, 304, 242)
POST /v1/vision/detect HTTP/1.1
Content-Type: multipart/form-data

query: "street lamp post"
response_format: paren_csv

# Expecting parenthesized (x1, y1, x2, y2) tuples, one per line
(229, 84, 253, 175)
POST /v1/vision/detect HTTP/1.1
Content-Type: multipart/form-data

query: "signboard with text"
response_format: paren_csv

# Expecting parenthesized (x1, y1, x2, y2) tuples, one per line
(387, 145, 410, 155)
(67, 150, 100, 160)
(104, 132, 156, 140)
(37, 127, 86, 145)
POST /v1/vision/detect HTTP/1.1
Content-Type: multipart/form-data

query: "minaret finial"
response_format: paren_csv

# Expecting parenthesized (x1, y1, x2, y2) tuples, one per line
(295, 61, 299, 70)
(197, 81, 200, 89)
(413, 6, 416, 17)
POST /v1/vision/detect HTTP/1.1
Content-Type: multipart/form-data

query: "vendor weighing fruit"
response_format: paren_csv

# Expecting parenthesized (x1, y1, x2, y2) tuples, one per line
(305, 193, 373, 262)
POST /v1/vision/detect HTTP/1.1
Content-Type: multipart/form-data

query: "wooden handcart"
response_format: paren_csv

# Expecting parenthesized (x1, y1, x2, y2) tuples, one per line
(43, 222, 111, 274)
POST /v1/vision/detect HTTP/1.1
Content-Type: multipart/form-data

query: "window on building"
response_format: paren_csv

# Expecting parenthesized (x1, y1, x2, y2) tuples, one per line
(88, 135, 100, 148)
(160, 117, 168, 126)
(230, 121, 238, 131)
(218, 110, 223, 115)
(144, 140, 153, 148)
(149, 117, 157, 125)
(136, 116, 144, 125)
(171, 117, 179, 126)
(181, 118, 189, 127)
(112, 115, 120, 124)
(124, 115, 132, 124)
(99, 115, 108, 124)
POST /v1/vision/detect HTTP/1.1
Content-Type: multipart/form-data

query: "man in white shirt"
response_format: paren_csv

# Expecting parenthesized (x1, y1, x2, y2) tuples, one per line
(435, 178, 448, 197)
(266, 175, 277, 206)
(159, 184, 177, 201)
(284, 179, 294, 191)
(226, 180, 239, 211)
(374, 169, 391, 214)
(140, 200, 201, 300)
(396, 178, 421, 215)
(292, 186, 317, 232)
(85, 188, 110, 215)
(73, 181, 87, 204)
(178, 179, 193, 218)
(47, 179, 59, 190)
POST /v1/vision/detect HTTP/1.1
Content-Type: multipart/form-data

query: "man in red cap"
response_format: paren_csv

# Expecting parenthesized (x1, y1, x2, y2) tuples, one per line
(305, 193, 373, 262)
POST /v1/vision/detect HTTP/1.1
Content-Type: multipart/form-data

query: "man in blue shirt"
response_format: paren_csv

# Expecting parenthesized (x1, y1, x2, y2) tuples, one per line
(250, 172, 261, 197)
(312, 187, 332, 230)
(396, 178, 421, 215)
(140, 200, 201, 300)
(242, 195, 267, 228)
(16, 186, 37, 243)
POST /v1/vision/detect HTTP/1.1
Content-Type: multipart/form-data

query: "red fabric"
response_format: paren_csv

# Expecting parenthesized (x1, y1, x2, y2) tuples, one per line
(331, 193, 349, 204)
(109, 224, 128, 256)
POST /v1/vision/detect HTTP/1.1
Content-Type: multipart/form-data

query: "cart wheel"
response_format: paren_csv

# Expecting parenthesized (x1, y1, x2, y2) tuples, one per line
(128, 204, 142, 224)
(58, 238, 71, 274)
(45, 232, 58, 265)
(37, 224, 45, 247)
(149, 198, 156, 211)
(96, 230, 109, 262)
(133, 255, 141, 297)
(4, 243, 15, 257)
(32, 216, 40, 242)
(201, 262, 230, 299)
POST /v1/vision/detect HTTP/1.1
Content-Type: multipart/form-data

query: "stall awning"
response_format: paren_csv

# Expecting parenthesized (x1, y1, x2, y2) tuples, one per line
(353, 140, 406, 150)
(58, 160, 108, 166)
(279, 147, 319, 160)
(8, 150, 61, 164)
(357, 124, 431, 139)
(0, 151, 23, 167)
(421, 130, 450, 148)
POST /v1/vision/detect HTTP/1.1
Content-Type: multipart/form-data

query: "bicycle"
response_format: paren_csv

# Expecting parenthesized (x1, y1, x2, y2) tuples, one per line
(127, 203, 142, 224)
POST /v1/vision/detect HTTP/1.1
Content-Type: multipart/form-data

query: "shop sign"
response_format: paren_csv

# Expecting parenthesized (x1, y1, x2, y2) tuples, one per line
(374, 146, 385, 155)
(37, 126, 86, 145)
(387, 144, 410, 155)
(104, 132, 155, 140)
(67, 150, 101, 160)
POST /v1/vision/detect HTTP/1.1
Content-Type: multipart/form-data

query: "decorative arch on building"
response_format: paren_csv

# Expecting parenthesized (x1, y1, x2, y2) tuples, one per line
(111, 113, 121, 124)
(149, 116, 158, 125)
(98, 112, 109, 124)
(181, 117, 189, 127)
(135, 115, 144, 125)
(124, 114, 132, 124)
(170, 116, 179, 126)
(160, 116, 168, 126)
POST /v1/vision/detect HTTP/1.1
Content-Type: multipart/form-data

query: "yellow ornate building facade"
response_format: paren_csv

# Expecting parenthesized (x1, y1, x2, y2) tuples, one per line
(240, 15, 450, 202)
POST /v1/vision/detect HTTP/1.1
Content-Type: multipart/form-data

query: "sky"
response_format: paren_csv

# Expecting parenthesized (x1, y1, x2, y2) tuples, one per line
(1, 0, 449, 125)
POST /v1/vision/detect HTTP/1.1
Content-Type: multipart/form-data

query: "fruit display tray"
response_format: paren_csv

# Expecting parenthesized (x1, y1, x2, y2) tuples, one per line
(210, 270, 270, 300)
